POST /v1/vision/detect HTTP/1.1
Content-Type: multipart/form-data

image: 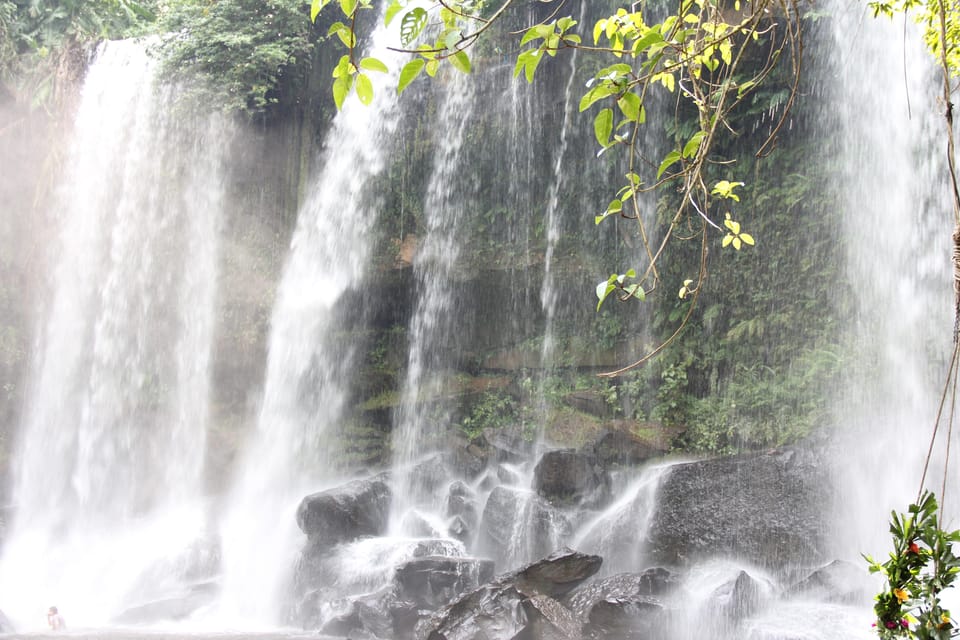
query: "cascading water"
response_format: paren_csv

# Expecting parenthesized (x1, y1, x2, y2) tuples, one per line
(822, 3, 956, 561)
(0, 39, 231, 629)
(215, 16, 407, 626)
(390, 73, 478, 530)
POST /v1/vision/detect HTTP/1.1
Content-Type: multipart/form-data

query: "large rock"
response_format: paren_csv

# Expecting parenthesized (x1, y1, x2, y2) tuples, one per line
(566, 569, 678, 618)
(533, 449, 609, 507)
(479, 485, 572, 567)
(296, 475, 391, 546)
(395, 556, 496, 610)
(0, 609, 13, 633)
(589, 427, 665, 468)
(707, 570, 764, 621)
(787, 559, 873, 603)
(646, 447, 828, 566)
(566, 570, 678, 640)
(419, 549, 601, 640)
(113, 582, 218, 624)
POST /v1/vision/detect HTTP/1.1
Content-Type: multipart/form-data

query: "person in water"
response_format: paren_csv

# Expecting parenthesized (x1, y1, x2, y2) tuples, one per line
(47, 606, 65, 630)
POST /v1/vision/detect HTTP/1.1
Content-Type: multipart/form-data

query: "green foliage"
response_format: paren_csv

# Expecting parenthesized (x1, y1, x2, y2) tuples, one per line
(459, 391, 516, 437)
(864, 491, 960, 639)
(158, 0, 313, 114)
(0, 0, 154, 98)
(870, 0, 960, 76)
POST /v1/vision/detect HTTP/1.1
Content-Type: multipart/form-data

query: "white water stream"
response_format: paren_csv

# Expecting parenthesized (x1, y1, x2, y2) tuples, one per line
(215, 14, 407, 626)
(824, 3, 958, 561)
(0, 39, 231, 629)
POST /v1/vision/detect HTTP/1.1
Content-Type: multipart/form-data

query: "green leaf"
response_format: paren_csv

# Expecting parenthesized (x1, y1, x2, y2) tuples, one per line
(596, 281, 616, 311)
(594, 108, 613, 147)
(339, 0, 357, 17)
(425, 58, 440, 77)
(682, 130, 706, 159)
(360, 57, 388, 73)
(384, 0, 404, 26)
(310, 0, 322, 22)
(355, 72, 373, 105)
(617, 92, 641, 121)
(579, 83, 614, 112)
(332, 75, 352, 110)
(400, 7, 428, 46)
(398, 58, 425, 94)
(449, 49, 471, 74)
(623, 283, 645, 301)
(520, 25, 544, 46)
(657, 150, 681, 179)
(444, 29, 462, 50)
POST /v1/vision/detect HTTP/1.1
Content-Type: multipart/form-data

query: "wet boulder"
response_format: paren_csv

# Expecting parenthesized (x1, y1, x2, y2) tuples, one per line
(445, 481, 479, 531)
(522, 593, 582, 640)
(707, 570, 764, 621)
(0, 609, 13, 633)
(113, 582, 219, 624)
(787, 559, 872, 603)
(533, 449, 610, 507)
(582, 596, 667, 639)
(419, 549, 601, 640)
(395, 556, 496, 610)
(646, 447, 828, 566)
(589, 427, 664, 469)
(296, 474, 391, 546)
(566, 570, 678, 640)
(478, 485, 571, 567)
(566, 569, 678, 618)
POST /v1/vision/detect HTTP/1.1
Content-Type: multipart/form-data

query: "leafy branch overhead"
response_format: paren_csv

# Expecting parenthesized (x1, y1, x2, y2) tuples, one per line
(311, 0, 801, 376)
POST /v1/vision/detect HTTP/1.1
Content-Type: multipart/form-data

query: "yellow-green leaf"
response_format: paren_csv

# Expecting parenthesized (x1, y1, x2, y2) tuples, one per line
(360, 57, 388, 73)
(657, 150, 681, 179)
(740, 233, 755, 246)
(594, 108, 613, 147)
(617, 92, 641, 121)
(332, 75, 351, 110)
(355, 72, 373, 105)
(449, 50, 471, 74)
(398, 58, 424, 94)
(339, 0, 357, 17)
(400, 7, 427, 47)
(384, 0, 404, 26)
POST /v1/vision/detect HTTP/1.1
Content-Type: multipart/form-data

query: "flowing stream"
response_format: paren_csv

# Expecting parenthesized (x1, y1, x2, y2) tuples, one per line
(3, 3, 960, 639)
(215, 14, 406, 625)
(0, 39, 231, 629)
(822, 2, 957, 561)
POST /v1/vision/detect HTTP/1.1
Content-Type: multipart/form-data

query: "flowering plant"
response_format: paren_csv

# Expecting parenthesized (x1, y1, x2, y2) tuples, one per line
(864, 491, 960, 639)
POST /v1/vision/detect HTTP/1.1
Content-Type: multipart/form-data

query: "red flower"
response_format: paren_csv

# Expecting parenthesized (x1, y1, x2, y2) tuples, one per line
(886, 621, 898, 629)
(908, 542, 920, 554)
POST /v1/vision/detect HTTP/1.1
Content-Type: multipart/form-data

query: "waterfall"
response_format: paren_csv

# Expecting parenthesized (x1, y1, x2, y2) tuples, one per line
(539, 1, 587, 375)
(390, 73, 478, 530)
(0, 39, 231, 629)
(214, 15, 406, 626)
(822, 4, 957, 560)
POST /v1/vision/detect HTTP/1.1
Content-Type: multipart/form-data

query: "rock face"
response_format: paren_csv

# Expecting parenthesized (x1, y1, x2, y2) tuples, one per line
(419, 549, 602, 640)
(479, 485, 571, 566)
(395, 556, 496, 610)
(113, 583, 219, 624)
(788, 559, 873, 603)
(590, 428, 664, 468)
(646, 447, 828, 566)
(0, 609, 13, 633)
(533, 449, 610, 506)
(566, 569, 678, 640)
(296, 474, 391, 546)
